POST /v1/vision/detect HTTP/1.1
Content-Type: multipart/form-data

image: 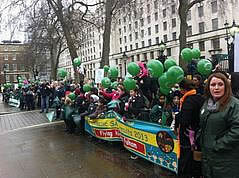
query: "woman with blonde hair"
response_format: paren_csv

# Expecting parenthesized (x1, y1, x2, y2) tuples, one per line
(200, 72, 239, 178)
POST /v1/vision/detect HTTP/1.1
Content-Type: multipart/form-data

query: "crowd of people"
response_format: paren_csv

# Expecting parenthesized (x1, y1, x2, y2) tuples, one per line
(1, 68, 239, 178)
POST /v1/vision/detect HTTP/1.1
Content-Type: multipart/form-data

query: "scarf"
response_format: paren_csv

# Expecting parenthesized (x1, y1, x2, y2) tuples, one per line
(179, 89, 196, 110)
(207, 98, 219, 113)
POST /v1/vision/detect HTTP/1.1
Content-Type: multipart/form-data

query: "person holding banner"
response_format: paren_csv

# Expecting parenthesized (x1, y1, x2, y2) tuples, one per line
(200, 72, 239, 178)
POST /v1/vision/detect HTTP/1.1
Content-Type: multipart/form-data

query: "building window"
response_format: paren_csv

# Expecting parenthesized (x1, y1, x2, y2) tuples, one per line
(163, 34, 168, 42)
(124, 26, 126, 33)
(155, 37, 159, 44)
(129, 24, 132, 31)
(13, 75, 17, 82)
(143, 53, 147, 61)
(154, 12, 158, 21)
(124, 36, 127, 43)
(199, 22, 205, 33)
(125, 46, 127, 51)
(140, 18, 144, 27)
(155, 24, 159, 33)
(135, 32, 138, 40)
(187, 10, 191, 21)
(123, 16, 126, 23)
(128, 13, 131, 21)
(4, 54, 8, 60)
(147, 16, 151, 24)
(154, 0, 158, 9)
(135, 43, 138, 49)
(199, 41, 205, 51)
(141, 30, 144, 38)
(12, 54, 16, 60)
(140, 7, 143, 15)
(142, 41, 145, 48)
(172, 18, 176, 28)
(212, 18, 218, 30)
(211, 38, 220, 49)
(163, 9, 166, 18)
(120, 47, 122, 53)
(147, 4, 150, 13)
(148, 27, 151, 36)
(167, 48, 171, 56)
(12, 64, 17, 71)
(150, 51, 154, 59)
(6, 75, 10, 82)
(119, 19, 121, 25)
(137, 54, 140, 61)
(187, 25, 192, 36)
(5, 64, 9, 70)
(129, 34, 132, 41)
(172, 32, 177, 40)
(148, 39, 152, 46)
(163, 21, 167, 31)
(135, 21, 138, 29)
(171, 5, 176, 14)
(130, 44, 133, 51)
(131, 55, 134, 62)
(198, 6, 204, 17)
(211, 1, 217, 13)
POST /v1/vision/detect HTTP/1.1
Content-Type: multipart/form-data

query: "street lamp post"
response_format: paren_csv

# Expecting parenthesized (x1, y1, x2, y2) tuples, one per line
(158, 41, 167, 64)
(224, 20, 239, 73)
(122, 52, 128, 77)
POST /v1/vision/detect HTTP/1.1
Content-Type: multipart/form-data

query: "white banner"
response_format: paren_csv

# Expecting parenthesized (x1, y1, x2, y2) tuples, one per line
(95, 69, 104, 84)
(235, 33, 239, 72)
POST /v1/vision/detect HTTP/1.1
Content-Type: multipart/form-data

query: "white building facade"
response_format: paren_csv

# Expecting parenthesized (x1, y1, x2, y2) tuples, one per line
(61, 0, 239, 79)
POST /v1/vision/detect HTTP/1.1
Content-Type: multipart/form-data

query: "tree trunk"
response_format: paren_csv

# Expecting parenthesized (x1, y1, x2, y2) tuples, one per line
(178, 0, 189, 72)
(48, 0, 80, 82)
(100, 0, 114, 68)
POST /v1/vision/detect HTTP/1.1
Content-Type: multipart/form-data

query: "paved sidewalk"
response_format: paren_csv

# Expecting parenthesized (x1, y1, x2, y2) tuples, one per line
(0, 110, 63, 134)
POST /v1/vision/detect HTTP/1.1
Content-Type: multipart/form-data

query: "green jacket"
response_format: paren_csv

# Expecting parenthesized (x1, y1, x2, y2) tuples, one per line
(200, 96, 239, 178)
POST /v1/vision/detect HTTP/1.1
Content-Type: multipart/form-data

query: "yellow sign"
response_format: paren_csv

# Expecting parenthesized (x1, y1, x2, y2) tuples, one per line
(86, 117, 118, 128)
(117, 121, 179, 154)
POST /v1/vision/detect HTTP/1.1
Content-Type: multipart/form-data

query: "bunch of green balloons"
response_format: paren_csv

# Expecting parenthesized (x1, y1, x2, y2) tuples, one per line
(111, 81, 119, 89)
(164, 58, 177, 71)
(181, 48, 201, 63)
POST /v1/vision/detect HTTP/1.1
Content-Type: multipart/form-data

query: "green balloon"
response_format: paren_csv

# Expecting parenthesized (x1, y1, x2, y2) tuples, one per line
(127, 62, 140, 76)
(160, 87, 171, 95)
(146, 60, 164, 78)
(57, 68, 68, 78)
(164, 58, 177, 71)
(68, 92, 76, 101)
(158, 73, 174, 89)
(73, 57, 81, 66)
(18, 79, 23, 83)
(83, 84, 92, 92)
(191, 48, 201, 59)
(181, 48, 193, 62)
(18, 83, 23, 88)
(166, 66, 184, 84)
(108, 67, 119, 79)
(104, 65, 110, 73)
(197, 59, 212, 76)
(101, 77, 111, 88)
(123, 78, 136, 91)
(111, 81, 119, 89)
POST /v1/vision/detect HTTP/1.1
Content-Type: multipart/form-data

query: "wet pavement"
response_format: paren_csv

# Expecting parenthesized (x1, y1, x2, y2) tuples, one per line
(0, 123, 176, 178)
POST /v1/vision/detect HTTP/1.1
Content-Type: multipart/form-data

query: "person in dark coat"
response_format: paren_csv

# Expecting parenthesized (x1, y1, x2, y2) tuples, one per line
(200, 72, 239, 178)
(231, 72, 239, 99)
(40, 82, 52, 113)
(176, 79, 204, 177)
